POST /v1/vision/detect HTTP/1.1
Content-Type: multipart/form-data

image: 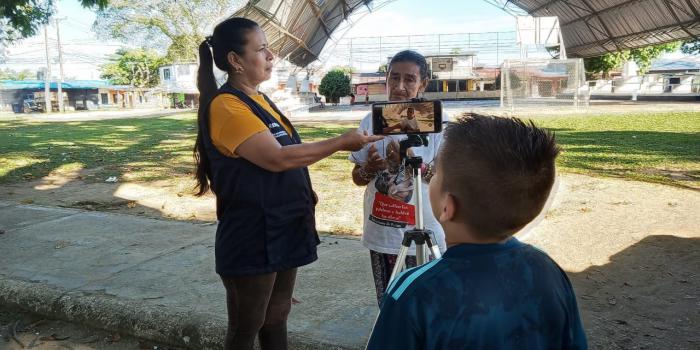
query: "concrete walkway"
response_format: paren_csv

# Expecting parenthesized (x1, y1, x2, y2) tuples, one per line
(0, 201, 377, 349)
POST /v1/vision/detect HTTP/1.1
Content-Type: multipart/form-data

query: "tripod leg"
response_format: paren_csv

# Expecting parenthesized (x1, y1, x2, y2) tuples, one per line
(415, 243, 425, 265)
(388, 245, 410, 283)
(429, 244, 442, 259)
(424, 233, 442, 259)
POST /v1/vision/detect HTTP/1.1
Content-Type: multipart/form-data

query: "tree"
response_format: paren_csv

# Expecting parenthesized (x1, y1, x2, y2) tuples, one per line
(94, 0, 243, 63)
(584, 42, 681, 77)
(0, 68, 35, 80)
(450, 47, 462, 55)
(0, 0, 107, 43)
(377, 64, 387, 73)
(318, 69, 351, 104)
(100, 48, 166, 88)
(331, 65, 355, 75)
(681, 39, 700, 55)
(494, 71, 521, 91)
(629, 42, 681, 74)
(584, 51, 630, 78)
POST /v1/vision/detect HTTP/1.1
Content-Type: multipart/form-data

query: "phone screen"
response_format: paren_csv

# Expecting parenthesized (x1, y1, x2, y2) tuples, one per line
(372, 100, 442, 135)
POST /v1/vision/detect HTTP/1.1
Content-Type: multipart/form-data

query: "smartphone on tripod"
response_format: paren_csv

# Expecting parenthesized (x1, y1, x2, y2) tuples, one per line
(368, 100, 445, 282)
(371, 99, 443, 135)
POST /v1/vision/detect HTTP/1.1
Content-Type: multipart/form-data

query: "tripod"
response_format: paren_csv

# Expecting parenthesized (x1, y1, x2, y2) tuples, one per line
(388, 136, 442, 284)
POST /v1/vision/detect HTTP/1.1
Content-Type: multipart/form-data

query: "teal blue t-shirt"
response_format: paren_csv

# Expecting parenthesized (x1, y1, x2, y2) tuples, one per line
(367, 238, 587, 349)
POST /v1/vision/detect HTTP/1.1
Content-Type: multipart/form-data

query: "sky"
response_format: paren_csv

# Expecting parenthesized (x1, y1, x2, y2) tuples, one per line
(0, 0, 686, 80)
(344, 0, 515, 37)
(323, 0, 523, 71)
(1, 0, 521, 79)
(1, 0, 127, 79)
(2, 0, 132, 80)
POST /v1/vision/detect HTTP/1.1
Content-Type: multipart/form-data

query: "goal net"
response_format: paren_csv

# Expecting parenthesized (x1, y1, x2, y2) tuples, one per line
(500, 58, 589, 110)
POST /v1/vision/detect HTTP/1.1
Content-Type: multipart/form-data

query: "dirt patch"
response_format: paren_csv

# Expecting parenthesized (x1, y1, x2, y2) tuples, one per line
(569, 235, 698, 349)
(0, 307, 182, 349)
(521, 174, 699, 349)
(0, 169, 217, 223)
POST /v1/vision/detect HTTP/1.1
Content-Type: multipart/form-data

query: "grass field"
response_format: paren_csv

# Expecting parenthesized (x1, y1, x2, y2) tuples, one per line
(2, 111, 697, 232)
(2, 111, 698, 186)
(535, 112, 700, 189)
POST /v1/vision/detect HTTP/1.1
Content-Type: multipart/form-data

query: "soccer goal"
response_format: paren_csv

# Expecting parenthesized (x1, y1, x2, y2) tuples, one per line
(500, 58, 589, 110)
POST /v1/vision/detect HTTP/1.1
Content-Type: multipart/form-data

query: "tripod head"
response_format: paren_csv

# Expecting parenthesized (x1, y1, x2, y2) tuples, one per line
(398, 134, 429, 163)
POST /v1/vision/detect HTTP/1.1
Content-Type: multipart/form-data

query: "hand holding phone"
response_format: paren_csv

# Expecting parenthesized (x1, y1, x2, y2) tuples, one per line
(365, 144, 388, 173)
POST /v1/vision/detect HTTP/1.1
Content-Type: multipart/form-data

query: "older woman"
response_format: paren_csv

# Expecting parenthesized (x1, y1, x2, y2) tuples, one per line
(194, 17, 381, 350)
(349, 50, 448, 307)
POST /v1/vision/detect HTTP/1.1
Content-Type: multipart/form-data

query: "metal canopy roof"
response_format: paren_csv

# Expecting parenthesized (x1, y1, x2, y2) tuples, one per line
(489, 0, 700, 58)
(237, 0, 700, 68)
(233, 0, 376, 67)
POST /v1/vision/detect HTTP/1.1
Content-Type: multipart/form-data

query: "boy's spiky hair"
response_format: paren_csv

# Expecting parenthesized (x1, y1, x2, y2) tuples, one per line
(439, 113, 560, 238)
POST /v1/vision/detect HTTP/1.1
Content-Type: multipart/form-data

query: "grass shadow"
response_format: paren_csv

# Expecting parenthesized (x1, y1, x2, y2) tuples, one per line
(550, 129, 700, 188)
(0, 114, 198, 185)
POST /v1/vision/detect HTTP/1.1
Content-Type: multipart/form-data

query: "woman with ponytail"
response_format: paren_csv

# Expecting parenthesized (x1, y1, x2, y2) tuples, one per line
(194, 17, 382, 350)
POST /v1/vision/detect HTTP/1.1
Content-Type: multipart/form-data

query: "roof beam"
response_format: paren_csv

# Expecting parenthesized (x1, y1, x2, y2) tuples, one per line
(544, 0, 612, 53)
(577, 0, 622, 51)
(531, 0, 562, 14)
(339, 0, 349, 19)
(306, 0, 332, 38)
(483, 0, 529, 16)
(251, 8, 315, 59)
(561, 0, 592, 15)
(567, 18, 700, 53)
(684, 0, 700, 17)
(304, 3, 349, 50)
(668, 0, 693, 17)
(663, 0, 700, 40)
(560, 0, 641, 26)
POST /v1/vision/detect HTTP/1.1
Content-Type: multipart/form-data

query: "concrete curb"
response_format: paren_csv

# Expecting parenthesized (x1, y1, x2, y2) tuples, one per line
(0, 277, 221, 349)
(0, 277, 356, 350)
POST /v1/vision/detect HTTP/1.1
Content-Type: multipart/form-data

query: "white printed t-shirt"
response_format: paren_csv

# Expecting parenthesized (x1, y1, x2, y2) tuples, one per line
(400, 117, 419, 132)
(349, 112, 448, 255)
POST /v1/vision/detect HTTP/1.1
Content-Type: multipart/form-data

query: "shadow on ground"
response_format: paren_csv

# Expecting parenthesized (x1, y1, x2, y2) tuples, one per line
(571, 235, 699, 350)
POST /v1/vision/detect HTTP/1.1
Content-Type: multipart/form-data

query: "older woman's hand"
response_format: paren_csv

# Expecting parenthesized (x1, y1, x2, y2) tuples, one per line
(386, 140, 401, 168)
(340, 130, 384, 152)
(365, 144, 388, 173)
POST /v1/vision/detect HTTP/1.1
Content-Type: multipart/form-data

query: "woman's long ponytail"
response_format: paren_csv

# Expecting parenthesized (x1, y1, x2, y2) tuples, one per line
(193, 17, 260, 196)
(193, 40, 217, 196)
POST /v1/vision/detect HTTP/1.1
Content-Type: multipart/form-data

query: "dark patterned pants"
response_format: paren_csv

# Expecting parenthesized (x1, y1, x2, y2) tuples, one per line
(220, 269, 296, 350)
(369, 250, 417, 307)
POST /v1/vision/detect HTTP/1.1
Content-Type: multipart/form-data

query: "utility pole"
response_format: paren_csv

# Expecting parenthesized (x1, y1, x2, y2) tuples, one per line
(54, 1, 65, 112)
(379, 36, 382, 69)
(43, 25, 52, 114)
(496, 32, 500, 65)
(55, 18, 66, 112)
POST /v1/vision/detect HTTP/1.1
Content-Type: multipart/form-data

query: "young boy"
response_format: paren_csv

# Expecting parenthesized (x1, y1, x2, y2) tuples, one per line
(399, 107, 420, 133)
(367, 114, 587, 349)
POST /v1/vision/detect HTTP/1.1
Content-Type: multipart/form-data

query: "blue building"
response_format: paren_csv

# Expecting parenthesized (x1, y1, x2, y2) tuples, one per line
(0, 80, 141, 113)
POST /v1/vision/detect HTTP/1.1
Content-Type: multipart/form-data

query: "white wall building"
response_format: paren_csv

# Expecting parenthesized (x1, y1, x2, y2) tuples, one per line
(588, 56, 700, 96)
(647, 56, 700, 94)
(426, 53, 478, 80)
(159, 63, 198, 94)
